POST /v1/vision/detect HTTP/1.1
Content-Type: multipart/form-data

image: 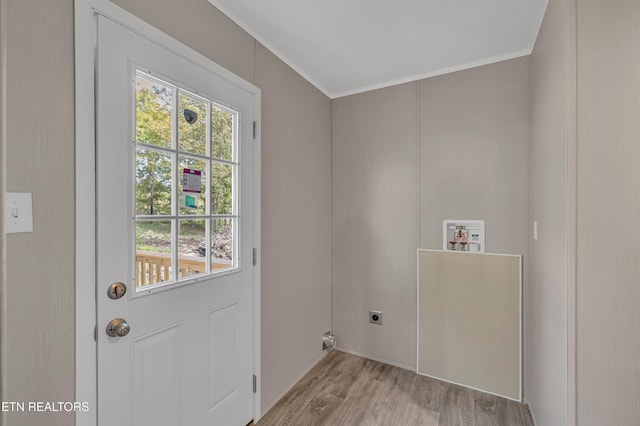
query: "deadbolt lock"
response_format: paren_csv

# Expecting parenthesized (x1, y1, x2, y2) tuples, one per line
(106, 318, 130, 337)
(107, 282, 127, 300)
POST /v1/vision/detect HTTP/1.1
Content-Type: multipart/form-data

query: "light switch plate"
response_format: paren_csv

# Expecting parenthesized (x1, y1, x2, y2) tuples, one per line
(4, 192, 33, 234)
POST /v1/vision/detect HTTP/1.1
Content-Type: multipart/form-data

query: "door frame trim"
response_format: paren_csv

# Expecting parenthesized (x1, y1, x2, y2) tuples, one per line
(74, 2, 262, 424)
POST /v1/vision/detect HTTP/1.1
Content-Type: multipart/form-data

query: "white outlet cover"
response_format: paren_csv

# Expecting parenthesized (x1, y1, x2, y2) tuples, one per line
(4, 192, 33, 234)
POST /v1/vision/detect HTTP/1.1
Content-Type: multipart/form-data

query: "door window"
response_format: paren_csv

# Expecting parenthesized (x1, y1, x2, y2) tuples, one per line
(134, 70, 239, 289)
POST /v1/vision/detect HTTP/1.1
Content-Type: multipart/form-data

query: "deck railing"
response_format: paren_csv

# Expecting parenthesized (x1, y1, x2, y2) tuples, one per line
(135, 251, 232, 287)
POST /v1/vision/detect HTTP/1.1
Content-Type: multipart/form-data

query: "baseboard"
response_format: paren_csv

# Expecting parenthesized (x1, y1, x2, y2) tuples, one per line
(257, 350, 330, 421)
(335, 347, 414, 372)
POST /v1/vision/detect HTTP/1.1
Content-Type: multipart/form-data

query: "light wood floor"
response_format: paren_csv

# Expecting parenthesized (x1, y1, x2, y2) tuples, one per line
(257, 350, 534, 426)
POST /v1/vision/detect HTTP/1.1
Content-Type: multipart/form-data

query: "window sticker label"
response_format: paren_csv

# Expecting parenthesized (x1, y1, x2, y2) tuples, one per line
(182, 168, 202, 209)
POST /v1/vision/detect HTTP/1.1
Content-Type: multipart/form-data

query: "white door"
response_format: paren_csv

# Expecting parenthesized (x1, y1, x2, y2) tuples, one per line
(96, 15, 256, 426)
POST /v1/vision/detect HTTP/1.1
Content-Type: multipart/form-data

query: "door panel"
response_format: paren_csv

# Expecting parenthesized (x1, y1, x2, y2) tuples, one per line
(208, 303, 239, 412)
(96, 15, 255, 426)
(133, 324, 183, 426)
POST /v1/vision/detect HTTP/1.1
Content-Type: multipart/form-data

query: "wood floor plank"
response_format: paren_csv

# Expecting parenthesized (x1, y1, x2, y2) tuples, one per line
(411, 373, 446, 412)
(321, 352, 371, 400)
(358, 367, 440, 426)
(260, 351, 346, 425)
(258, 351, 533, 426)
(474, 392, 507, 425)
(322, 358, 383, 425)
(505, 400, 536, 426)
(287, 393, 346, 426)
(356, 364, 406, 425)
(438, 383, 475, 426)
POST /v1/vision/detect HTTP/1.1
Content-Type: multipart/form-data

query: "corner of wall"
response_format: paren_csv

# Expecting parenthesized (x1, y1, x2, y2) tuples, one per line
(527, 0, 573, 423)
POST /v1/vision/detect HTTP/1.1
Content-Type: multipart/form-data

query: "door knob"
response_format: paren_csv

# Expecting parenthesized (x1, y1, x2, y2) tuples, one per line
(106, 318, 130, 337)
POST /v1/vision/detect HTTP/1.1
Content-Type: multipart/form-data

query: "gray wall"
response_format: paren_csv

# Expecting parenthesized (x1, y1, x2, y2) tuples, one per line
(529, 1, 640, 424)
(576, 0, 640, 423)
(0, 0, 332, 423)
(332, 83, 419, 368)
(528, 0, 570, 423)
(1, 1, 76, 425)
(419, 57, 530, 255)
(332, 58, 530, 369)
(253, 43, 332, 411)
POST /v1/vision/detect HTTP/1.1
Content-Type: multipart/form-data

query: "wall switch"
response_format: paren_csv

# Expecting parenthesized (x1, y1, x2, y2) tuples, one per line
(4, 192, 33, 234)
(533, 220, 538, 241)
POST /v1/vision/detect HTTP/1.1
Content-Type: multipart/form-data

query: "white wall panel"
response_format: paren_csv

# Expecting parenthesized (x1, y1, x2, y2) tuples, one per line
(254, 43, 332, 413)
(332, 83, 419, 368)
(419, 57, 530, 258)
(332, 58, 530, 371)
(113, 0, 255, 83)
(418, 250, 521, 401)
(2, 1, 76, 425)
(528, 0, 570, 422)
(576, 0, 640, 423)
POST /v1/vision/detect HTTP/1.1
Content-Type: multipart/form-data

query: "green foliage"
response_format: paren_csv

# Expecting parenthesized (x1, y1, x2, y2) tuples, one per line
(136, 221, 171, 253)
(211, 163, 232, 215)
(211, 106, 233, 161)
(210, 106, 234, 215)
(178, 93, 207, 156)
(135, 78, 235, 230)
(136, 87, 172, 216)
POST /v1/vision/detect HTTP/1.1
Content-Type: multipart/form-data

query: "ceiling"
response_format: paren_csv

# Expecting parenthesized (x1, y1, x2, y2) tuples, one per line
(208, 0, 548, 99)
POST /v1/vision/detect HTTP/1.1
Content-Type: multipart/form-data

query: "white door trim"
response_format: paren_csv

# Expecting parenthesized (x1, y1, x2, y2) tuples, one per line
(74, 2, 261, 424)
